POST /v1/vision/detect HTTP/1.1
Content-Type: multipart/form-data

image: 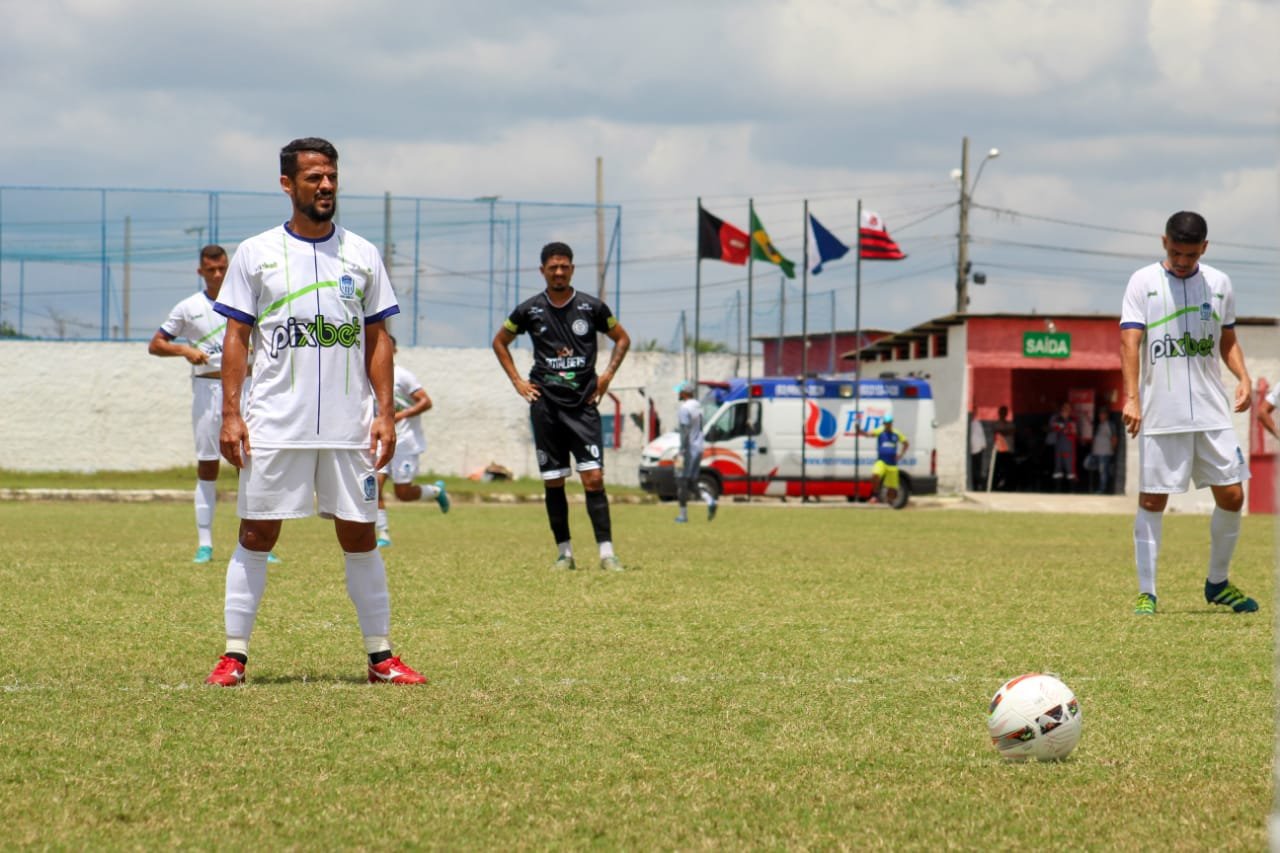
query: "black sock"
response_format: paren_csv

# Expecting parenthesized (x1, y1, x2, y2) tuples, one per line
(226, 652, 247, 665)
(545, 485, 571, 544)
(585, 488, 612, 544)
(368, 650, 392, 665)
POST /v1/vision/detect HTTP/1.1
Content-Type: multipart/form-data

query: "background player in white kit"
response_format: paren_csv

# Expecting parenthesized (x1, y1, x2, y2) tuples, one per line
(206, 137, 426, 686)
(375, 335, 450, 548)
(674, 381, 716, 523)
(1121, 211, 1256, 616)
(1255, 382, 1280, 442)
(148, 245, 280, 566)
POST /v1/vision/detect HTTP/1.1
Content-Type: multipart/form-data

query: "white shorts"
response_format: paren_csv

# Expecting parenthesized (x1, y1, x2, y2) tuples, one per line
(387, 452, 421, 485)
(237, 447, 379, 522)
(1139, 428, 1249, 494)
(191, 377, 222, 462)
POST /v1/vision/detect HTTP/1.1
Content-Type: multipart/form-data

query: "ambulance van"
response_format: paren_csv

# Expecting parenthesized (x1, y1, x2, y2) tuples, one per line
(638, 376, 937, 507)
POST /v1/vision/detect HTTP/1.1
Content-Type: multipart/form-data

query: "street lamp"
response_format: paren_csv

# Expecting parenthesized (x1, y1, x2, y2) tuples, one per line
(954, 137, 1000, 313)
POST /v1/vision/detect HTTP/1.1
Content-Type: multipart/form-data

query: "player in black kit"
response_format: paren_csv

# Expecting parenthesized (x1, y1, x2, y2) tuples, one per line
(493, 241, 632, 571)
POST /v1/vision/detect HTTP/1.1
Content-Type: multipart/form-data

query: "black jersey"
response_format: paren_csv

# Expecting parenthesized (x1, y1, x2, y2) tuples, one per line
(504, 289, 617, 408)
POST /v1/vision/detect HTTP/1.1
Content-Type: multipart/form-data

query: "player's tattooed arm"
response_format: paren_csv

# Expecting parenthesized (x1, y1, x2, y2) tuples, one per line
(595, 322, 631, 402)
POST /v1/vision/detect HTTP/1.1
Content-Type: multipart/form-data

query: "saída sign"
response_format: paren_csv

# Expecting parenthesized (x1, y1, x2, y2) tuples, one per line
(1023, 331, 1071, 359)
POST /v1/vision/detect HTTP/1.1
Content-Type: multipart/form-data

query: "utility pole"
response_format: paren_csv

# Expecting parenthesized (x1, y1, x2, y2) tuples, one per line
(955, 136, 970, 314)
(955, 136, 1000, 314)
(595, 156, 606, 301)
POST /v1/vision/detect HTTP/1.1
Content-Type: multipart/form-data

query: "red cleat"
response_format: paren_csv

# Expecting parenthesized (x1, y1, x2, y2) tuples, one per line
(367, 655, 427, 685)
(205, 655, 245, 687)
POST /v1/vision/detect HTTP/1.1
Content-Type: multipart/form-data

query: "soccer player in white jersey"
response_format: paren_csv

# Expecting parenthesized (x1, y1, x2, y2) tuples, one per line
(205, 137, 426, 686)
(674, 381, 716, 523)
(1121, 211, 1256, 616)
(375, 335, 450, 548)
(1256, 382, 1280, 442)
(148, 246, 253, 564)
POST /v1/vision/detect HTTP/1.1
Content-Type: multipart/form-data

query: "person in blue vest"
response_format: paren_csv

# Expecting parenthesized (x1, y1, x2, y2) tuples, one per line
(864, 414, 909, 504)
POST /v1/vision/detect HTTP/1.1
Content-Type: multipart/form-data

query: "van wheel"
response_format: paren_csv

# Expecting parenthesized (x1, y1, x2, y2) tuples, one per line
(888, 478, 910, 510)
(697, 473, 721, 503)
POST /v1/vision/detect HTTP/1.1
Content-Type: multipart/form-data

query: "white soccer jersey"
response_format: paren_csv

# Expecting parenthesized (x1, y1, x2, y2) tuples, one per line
(677, 397, 705, 457)
(1120, 261, 1236, 435)
(392, 364, 426, 456)
(159, 291, 225, 376)
(215, 223, 399, 449)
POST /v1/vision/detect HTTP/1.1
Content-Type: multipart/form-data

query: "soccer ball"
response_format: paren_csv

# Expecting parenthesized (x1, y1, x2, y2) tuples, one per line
(986, 673, 1082, 762)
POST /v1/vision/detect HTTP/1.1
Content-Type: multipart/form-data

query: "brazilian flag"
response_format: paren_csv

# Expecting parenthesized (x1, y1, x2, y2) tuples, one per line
(750, 210, 795, 279)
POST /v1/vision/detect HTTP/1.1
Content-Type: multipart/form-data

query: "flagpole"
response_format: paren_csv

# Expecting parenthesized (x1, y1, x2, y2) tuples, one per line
(800, 199, 810, 504)
(694, 197, 702, 385)
(746, 198, 755, 503)
(854, 198, 864, 501)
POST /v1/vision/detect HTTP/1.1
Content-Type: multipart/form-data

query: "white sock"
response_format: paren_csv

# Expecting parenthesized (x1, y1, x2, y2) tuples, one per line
(557, 541, 573, 558)
(1134, 508, 1163, 596)
(1208, 506, 1241, 584)
(224, 545, 269, 652)
(195, 479, 217, 548)
(420, 484, 441, 500)
(376, 509, 388, 531)
(344, 549, 391, 652)
(599, 541, 615, 559)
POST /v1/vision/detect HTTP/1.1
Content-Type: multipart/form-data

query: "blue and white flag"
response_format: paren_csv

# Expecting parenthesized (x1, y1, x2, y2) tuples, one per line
(808, 213, 850, 274)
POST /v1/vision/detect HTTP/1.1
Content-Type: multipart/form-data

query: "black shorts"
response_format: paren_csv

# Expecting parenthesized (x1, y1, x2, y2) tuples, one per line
(530, 397, 603, 479)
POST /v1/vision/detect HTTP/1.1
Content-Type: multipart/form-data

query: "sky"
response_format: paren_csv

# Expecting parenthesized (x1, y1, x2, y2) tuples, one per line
(0, 0, 1276, 351)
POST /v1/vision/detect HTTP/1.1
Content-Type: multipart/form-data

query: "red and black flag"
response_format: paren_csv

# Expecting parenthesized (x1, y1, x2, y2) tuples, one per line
(859, 210, 906, 260)
(698, 206, 750, 265)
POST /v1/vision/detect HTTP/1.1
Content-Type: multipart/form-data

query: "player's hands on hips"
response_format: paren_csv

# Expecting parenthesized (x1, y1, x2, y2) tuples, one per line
(371, 414, 396, 470)
(220, 413, 251, 468)
(593, 371, 613, 404)
(514, 378, 540, 403)
(1234, 380, 1252, 413)
(1121, 397, 1141, 438)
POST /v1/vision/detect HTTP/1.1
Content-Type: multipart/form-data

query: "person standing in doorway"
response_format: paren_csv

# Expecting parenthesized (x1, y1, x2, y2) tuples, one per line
(1049, 401, 1079, 491)
(1122, 211, 1255, 616)
(992, 405, 1016, 490)
(1090, 408, 1118, 494)
(969, 414, 987, 490)
(492, 241, 632, 571)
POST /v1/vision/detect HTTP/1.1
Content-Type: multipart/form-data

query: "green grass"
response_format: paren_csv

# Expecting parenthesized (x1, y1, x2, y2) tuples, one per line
(0, 500, 1272, 848)
(0, 466, 648, 500)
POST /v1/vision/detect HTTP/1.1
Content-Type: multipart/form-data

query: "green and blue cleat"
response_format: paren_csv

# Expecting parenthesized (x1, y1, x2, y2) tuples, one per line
(193, 546, 214, 564)
(434, 480, 451, 514)
(1133, 592, 1157, 615)
(552, 555, 576, 571)
(1205, 579, 1258, 613)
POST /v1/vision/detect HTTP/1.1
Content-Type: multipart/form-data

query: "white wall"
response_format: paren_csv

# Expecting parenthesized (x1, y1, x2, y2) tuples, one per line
(0, 341, 736, 484)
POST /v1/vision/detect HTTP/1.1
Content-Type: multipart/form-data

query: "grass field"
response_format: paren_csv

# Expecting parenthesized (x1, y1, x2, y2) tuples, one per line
(0, 498, 1273, 849)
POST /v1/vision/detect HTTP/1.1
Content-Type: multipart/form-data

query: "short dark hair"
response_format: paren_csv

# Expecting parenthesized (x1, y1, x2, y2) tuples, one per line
(540, 242, 574, 265)
(1165, 211, 1208, 244)
(199, 244, 227, 262)
(280, 137, 339, 178)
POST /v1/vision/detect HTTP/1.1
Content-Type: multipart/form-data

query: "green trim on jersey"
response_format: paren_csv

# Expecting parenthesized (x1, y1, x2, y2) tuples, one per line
(1146, 304, 1221, 331)
(255, 279, 365, 322)
(193, 322, 226, 346)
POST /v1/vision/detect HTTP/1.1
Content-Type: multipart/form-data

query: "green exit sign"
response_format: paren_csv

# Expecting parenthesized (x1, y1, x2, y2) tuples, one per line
(1023, 331, 1071, 359)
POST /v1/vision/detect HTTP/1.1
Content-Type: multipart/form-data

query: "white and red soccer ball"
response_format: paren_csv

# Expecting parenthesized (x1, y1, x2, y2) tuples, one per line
(987, 673, 1082, 762)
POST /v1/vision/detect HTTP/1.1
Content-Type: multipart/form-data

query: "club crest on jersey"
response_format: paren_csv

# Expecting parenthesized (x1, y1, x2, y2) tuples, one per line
(1199, 302, 1212, 321)
(266, 314, 361, 358)
(339, 274, 356, 299)
(362, 474, 377, 502)
(572, 319, 590, 336)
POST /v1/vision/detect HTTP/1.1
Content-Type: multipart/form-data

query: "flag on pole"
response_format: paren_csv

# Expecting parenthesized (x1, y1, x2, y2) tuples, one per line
(859, 210, 906, 260)
(750, 210, 795, 278)
(698, 207, 750, 265)
(808, 213, 849, 274)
